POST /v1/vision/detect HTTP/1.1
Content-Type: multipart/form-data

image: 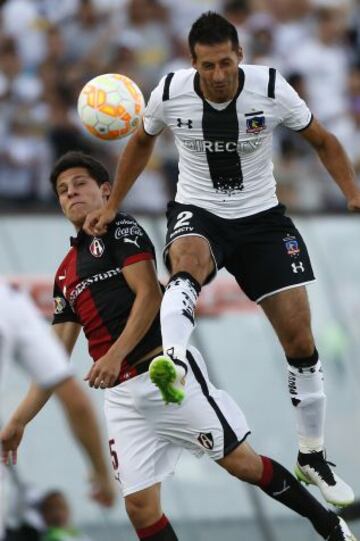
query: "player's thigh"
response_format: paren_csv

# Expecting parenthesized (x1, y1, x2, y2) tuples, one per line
(104, 383, 182, 498)
(164, 201, 223, 284)
(225, 207, 315, 303)
(260, 286, 315, 356)
(142, 347, 251, 461)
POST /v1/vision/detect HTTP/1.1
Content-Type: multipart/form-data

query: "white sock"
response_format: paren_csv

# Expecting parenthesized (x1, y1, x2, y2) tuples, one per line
(287, 358, 326, 453)
(161, 272, 200, 361)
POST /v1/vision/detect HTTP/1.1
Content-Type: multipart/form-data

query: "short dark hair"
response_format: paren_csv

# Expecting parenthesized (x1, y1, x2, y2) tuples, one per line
(50, 151, 110, 195)
(188, 11, 239, 60)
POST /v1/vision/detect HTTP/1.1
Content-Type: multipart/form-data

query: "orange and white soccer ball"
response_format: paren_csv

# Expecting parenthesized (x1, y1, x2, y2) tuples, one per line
(77, 73, 145, 141)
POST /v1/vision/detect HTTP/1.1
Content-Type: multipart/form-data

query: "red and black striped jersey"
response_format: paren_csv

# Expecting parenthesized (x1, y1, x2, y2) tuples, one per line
(52, 213, 162, 365)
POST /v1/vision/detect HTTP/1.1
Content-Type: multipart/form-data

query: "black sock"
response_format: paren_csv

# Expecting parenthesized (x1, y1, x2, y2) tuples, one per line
(136, 515, 178, 540)
(258, 456, 338, 538)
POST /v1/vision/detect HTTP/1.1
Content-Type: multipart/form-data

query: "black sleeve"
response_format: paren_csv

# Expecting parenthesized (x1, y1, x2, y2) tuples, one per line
(107, 215, 156, 269)
(52, 280, 80, 325)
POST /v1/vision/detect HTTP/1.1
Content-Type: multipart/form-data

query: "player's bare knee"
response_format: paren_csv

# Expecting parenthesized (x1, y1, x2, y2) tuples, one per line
(283, 331, 315, 358)
(125, 492, 161, 529)
(218, 444, 263, 484)
(170, 252, 212, 284)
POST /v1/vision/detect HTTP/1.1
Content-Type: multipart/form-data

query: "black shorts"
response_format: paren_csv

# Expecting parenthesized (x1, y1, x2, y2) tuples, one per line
(164, 202, 315, 303)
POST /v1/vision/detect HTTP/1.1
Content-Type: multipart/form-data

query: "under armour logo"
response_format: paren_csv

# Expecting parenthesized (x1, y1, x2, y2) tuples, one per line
(291, 262, 305, 274)
(198, 432, 214, 450)
(123, 236, 140, 248)
(177, 118, 193, 129)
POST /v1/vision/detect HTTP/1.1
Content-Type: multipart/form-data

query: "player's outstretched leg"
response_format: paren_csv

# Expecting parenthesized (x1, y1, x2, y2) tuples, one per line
(287, 350, 354, 508)
(149, 354, 187, 405)
(159, 270, 201, 395)
(217, 443, 357, 540)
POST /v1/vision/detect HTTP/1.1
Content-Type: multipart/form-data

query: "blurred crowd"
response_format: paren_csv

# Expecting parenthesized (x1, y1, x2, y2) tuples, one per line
(0, 0, 359, 213)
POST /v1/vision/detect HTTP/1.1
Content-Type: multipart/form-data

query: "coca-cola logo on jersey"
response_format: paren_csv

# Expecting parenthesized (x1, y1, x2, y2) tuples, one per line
(114, 224, 143, 240)
(89, 238, 105, 258)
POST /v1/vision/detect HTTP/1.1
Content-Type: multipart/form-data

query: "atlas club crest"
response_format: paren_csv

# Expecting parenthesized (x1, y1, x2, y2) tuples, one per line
(89, 237, 105, 258)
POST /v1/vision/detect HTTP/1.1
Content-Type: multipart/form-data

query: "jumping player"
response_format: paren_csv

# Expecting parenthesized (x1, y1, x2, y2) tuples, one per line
(83, 12, 360, 508)
(1, 153, 356, 541)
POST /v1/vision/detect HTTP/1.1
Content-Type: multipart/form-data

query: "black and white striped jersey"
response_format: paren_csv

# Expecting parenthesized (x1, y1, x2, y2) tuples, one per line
(143, 65, 312, 219)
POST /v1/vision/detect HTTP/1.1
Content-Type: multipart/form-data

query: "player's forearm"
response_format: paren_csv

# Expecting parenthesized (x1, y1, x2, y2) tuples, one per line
(316, 133, 359, 200)
(56, 379, 109, 477)
(107, 130, 155, 211)
(107, 289, 161, 361)
(10, 384, 52, 426)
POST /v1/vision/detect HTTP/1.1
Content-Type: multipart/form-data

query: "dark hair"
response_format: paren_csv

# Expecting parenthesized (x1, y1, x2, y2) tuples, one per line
(188, 11, 239, 60)
(39, 490, 65, 513)
(50, 151, 110, 195)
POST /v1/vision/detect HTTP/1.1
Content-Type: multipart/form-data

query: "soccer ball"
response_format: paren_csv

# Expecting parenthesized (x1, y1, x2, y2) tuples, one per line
(77, 73, 145, 141)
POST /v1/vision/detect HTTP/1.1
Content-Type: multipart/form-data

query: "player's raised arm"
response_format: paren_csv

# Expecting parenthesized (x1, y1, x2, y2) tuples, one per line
(300, 117, 360, 211)
(83, 124, 157, 236)
(83, 73, 168, 236)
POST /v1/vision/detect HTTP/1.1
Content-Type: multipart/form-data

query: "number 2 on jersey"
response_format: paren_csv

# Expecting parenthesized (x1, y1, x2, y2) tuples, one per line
(174, 211, 193, 230)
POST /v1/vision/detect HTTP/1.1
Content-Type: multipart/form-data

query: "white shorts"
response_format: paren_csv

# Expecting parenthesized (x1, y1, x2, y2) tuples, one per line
(104, 347, 250, 497)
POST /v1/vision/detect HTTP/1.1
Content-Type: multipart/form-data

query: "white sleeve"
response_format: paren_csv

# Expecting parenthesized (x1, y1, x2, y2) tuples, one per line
(275, 71, 312, 131)
(12, 291, 73, 389)
(142, 77, 167, 135)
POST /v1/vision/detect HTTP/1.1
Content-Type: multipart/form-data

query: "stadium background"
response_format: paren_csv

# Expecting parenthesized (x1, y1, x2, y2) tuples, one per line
(1, 0, 360, 539)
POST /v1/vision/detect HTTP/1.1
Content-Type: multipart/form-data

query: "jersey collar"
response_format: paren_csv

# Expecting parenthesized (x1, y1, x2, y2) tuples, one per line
(70, 229, 87, 246)
(193, 67, 245, 107)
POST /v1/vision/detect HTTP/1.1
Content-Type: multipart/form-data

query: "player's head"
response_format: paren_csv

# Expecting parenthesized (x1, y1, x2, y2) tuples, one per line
(40, 490, 70, 528)
(189, 11, 242, 102)
(50, 151, 111, 229)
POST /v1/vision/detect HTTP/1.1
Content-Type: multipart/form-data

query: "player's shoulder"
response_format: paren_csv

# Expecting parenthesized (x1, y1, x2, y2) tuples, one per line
(53, 245, 75, 283)
(156, 67, 196, 102)
(241, 64, 278, 97)
(109, 212, 150, 239)
(110, 211, 143, 229)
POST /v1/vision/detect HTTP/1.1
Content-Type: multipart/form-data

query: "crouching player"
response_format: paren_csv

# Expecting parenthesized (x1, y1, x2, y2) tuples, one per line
(1, 153, 355, 541)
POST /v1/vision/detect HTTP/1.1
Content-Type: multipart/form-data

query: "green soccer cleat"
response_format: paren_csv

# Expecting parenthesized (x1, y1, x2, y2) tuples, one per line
(149, 355, 186, 405)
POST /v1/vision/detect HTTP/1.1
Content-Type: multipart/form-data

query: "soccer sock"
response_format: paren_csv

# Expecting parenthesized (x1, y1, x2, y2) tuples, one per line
(287, 349, 326, 453)
(136, 515, 178, 540)
(160, 272, 201, 360)
(258, 456, 337, 538)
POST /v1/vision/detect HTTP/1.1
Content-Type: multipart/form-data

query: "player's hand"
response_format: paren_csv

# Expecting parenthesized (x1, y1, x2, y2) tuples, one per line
(347, 193, 360, 212)
(83, 207, 116, 236)
(85, 353, 122, 389)
(0, 420, 25, 465)
(89, 472, 116, 507)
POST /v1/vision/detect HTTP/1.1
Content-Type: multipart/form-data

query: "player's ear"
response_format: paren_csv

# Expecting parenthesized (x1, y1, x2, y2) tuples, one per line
(237, 46, 243, 63)
(100, 182, 111, 200)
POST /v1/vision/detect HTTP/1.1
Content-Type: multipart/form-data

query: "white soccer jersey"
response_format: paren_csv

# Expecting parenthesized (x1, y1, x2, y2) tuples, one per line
(0, 283, 72, 390)
(143, 65, 312, 219)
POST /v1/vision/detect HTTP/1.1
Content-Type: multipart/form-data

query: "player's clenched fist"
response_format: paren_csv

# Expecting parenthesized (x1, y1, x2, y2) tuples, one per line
(85, 352, 122, 389)
(347, 192, 360, 212)
(90, 472, 116, 507)
(83, 207, 116, 236)
(0, 420, 24, 465)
